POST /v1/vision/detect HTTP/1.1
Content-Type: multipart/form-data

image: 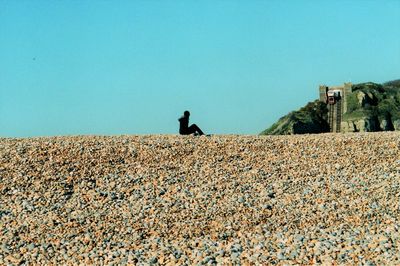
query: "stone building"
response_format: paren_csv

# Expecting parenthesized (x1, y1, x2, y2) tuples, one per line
(319, 82, 352, 114)
(318, 82, 352, 132)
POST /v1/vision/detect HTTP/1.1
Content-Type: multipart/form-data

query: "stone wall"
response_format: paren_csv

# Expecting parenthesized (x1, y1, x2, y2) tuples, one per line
(341, 118, 400, 133)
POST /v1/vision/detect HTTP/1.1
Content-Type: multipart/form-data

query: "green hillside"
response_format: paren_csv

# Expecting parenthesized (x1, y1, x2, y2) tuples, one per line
(261, 80, 400, 135)
(260, 100, 329, 135)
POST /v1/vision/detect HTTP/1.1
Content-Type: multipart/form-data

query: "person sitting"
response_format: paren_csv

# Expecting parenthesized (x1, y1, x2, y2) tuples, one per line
(178, 110, 204, 136)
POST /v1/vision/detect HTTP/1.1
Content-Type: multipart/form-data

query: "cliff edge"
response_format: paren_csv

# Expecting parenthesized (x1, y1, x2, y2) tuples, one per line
(261, 79, 400, 135)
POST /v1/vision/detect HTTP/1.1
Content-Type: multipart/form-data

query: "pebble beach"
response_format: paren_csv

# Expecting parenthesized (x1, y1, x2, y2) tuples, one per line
(1, 132, 400, 265)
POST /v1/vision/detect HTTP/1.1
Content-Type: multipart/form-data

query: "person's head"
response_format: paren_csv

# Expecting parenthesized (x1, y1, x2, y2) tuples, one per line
(184, 110, 190, 117)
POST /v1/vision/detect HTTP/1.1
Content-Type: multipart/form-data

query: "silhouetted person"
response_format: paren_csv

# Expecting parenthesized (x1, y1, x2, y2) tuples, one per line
(178, 111, 204, 136)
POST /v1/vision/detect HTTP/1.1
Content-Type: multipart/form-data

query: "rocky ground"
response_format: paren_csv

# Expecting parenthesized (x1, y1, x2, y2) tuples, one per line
(1, 132, 400, 265)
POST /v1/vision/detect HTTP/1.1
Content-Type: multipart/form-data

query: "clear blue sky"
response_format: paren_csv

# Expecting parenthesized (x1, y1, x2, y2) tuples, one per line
(1, 0, 399, 137)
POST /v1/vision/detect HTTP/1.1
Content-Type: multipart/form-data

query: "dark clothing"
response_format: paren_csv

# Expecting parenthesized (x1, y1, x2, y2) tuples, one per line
(179, 116, 204, 135)
(186, 124, 204, 135)
(178, 116, 189, 134)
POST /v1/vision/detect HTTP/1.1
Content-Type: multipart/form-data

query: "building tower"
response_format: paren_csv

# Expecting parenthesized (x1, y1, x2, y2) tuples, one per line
(319, 83, 352, 132)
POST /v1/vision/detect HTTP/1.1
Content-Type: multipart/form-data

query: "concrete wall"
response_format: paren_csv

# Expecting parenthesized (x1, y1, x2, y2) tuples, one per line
(318, 82, 352, 114)
(342, 82, 352, 114)
(319, 85, 328, 102)
(319, 82, 353, 132)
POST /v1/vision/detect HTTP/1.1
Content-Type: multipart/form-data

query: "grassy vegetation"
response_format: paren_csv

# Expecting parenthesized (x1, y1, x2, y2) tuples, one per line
(345, 82, 400, 122)
(342, 110, 369, 120)
(346, 93, 360, 113)
(261, 119, 285, 135)
(260, 100, 329, 135)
